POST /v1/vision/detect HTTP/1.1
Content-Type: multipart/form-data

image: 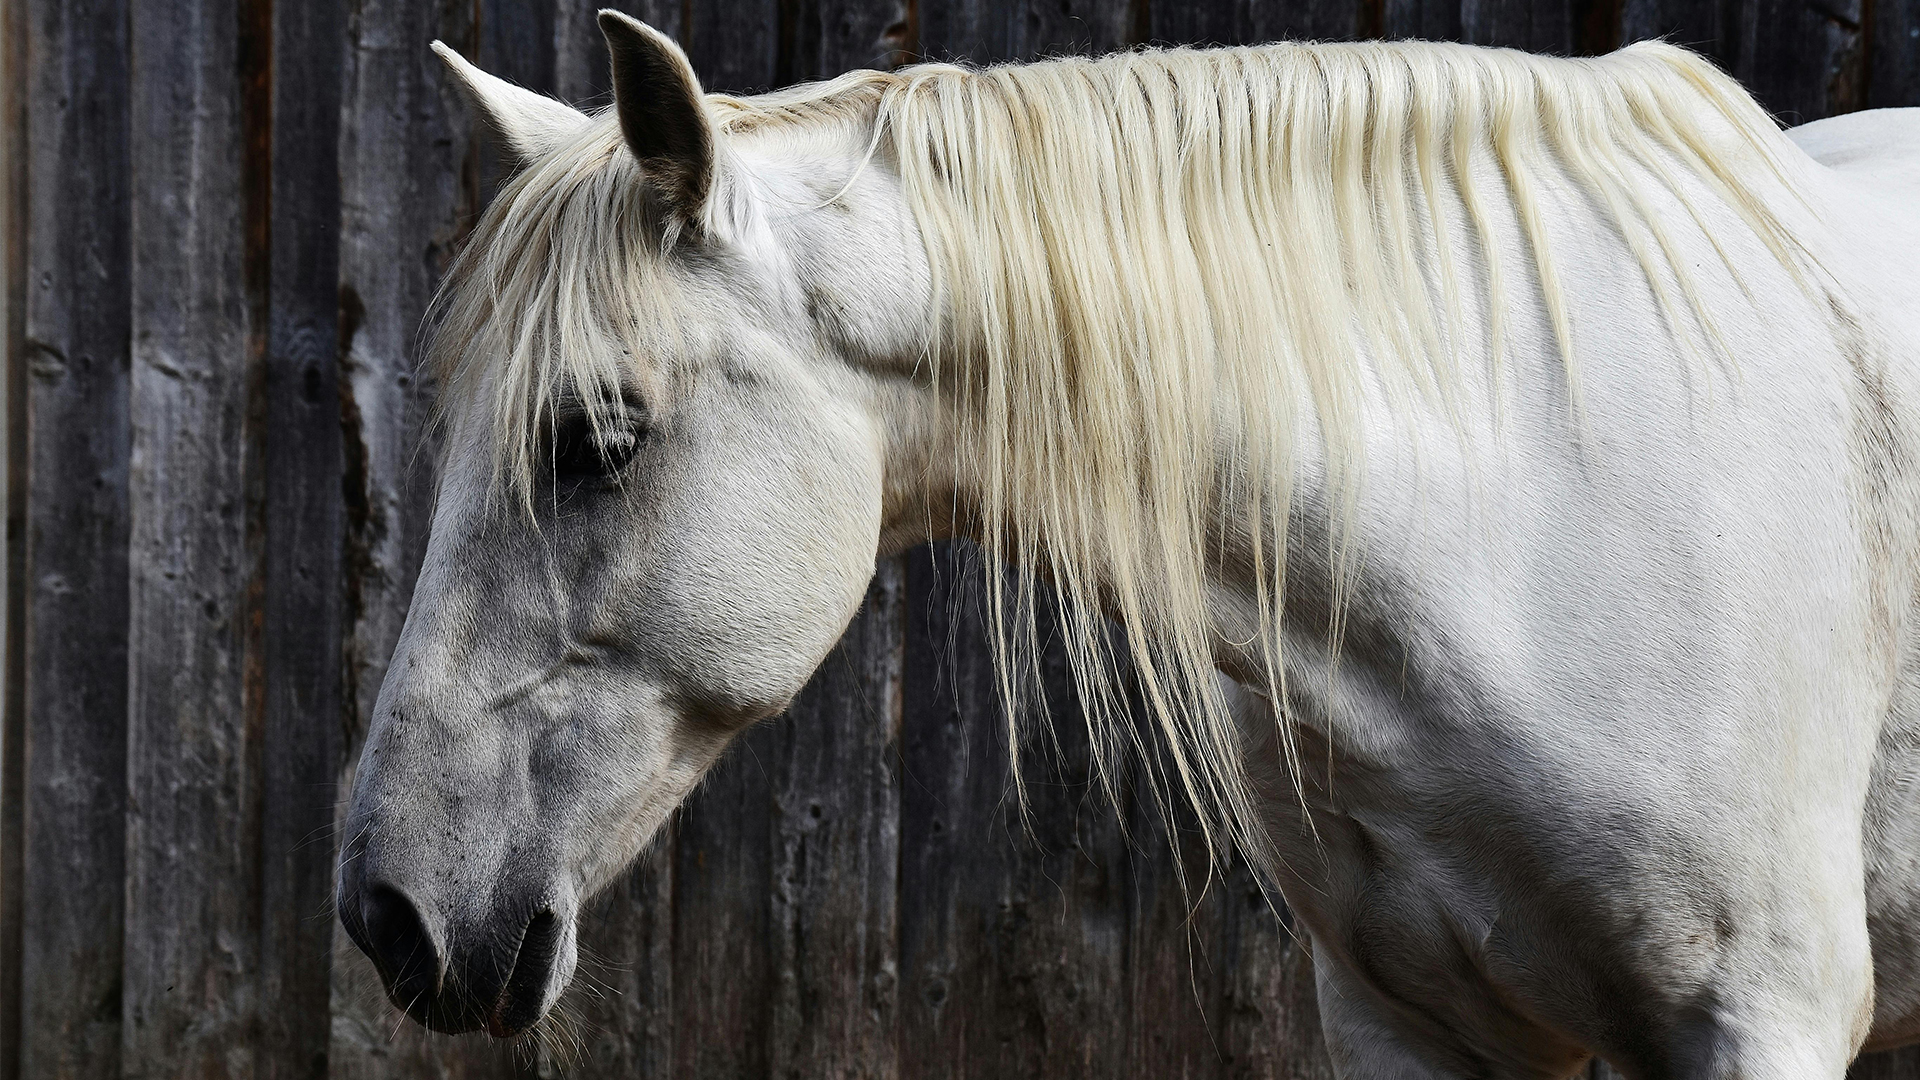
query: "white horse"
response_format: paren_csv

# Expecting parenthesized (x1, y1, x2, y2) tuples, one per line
(336, 11, 1920, 1076)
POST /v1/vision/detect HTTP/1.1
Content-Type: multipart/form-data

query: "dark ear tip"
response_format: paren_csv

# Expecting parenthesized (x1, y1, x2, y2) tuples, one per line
(600, 7, 711, 215)
(597, 9, 647, 41)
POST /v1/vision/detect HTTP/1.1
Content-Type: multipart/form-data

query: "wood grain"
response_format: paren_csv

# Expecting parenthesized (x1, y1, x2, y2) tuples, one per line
(1619, 0, 1866, 120)
(670, 721, 778, 1080)
(260, 0, 349, 1075)
(920, 0, 1134, 63)
(1152, 0, 1366, 49)
(782, 0, 911, 83)
(1871, 0, 1920, 108)
(1618, 0, 1736, 71)
(897, 544, 1135, 1080)
(123, 0, 263, 1071)
(1857, 1047, 1920, 1079)
(0, 0, 24, 1070)
(14, 0, 132, 1077)
(689, 0, 782, 91)
(479, 0, 557, 204)
(1737, 0, 1867, 121)
(570, 838, 676, 1076)
(766, 560, 906, 1079)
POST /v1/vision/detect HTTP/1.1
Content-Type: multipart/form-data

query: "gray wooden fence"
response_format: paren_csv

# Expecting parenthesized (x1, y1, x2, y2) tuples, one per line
(2, 0, 1918, 1076)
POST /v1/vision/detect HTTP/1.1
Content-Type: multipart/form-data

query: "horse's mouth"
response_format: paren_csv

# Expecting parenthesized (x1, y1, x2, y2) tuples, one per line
(383, 909, 564, 1038)
(344, 876, 567, 1038)
(392, 934, 560, 1038)
(486, 909, 565, 1037)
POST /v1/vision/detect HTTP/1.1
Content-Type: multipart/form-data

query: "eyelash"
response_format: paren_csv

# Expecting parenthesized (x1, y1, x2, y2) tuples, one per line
(550, 412, 648, 482)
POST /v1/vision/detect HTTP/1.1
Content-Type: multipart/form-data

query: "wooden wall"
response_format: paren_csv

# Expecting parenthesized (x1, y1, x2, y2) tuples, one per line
(1, 0, 1917, 1076)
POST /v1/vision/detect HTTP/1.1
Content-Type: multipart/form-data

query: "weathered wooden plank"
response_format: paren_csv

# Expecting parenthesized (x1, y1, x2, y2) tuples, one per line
(334, 0, 472, 771)
(483, 0, 558, 92)
(480, 0, 557, 201)
(897, 542, 1013, 1080)
(1016, 608, 1134, 1079)
(1150, 0, 1251, 48)
(781, 0, 911, 84)
(670, 724, 778, 1080)
(1459, 0, 1575, 52)
(1572, 0, 1623, 54)
(1618, 0, 1734, 69)
(1155, 0, 1372, 48)
(122, 0, 264, 1071)
(330, 4, 521, 1076)
(1388, 0, 1619, 52)
(1381, 0, 1462, 42)
(0, 0, 28, 1075)
(15, 0, 131, 1077)
(688, 0, 781, 91)
(1212, 861, 1332, 1080)
(766, 560, 905, 1079)
(1735, 0, 1865, 121)
(556, 0, 618, 103)
(1854, 1046, 1920, 1078)
(258, 0, 348, 1075)
(1250, 0, 1367, 42)
(897, 544, 1133, 1079)
(670, 591, 911, 1080)
(1870, 0, 1920, 108)
(570, 838, 676, 1076)
(1122, 734, 1336, 1079)
(560, 0, 687, 105)
(1122, 721, 1335, 1078)
(918, 0, 1134, 65)
(750, 6, 919, 1074)
(912, 0, 1006, 62)
(1125, 775, 1232, 1079)
(1621, 0, 1863, 120)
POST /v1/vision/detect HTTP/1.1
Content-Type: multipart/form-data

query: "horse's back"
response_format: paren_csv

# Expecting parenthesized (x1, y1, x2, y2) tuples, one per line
(1790, 108, 1920, 192)
(1789, 109, 1920, 310)
(1787, 109, 1920, 331)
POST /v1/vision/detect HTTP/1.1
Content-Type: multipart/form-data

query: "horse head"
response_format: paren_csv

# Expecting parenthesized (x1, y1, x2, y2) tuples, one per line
(335, 13, 937, 1036)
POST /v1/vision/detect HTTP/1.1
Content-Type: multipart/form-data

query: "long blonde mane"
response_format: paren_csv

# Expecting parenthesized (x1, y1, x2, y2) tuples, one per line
(433, 39, 1811, 870)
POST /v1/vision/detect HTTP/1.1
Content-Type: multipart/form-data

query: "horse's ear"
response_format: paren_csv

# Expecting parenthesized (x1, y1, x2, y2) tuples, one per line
(598, 11, 713, 218)
(431, 41, 591, 162)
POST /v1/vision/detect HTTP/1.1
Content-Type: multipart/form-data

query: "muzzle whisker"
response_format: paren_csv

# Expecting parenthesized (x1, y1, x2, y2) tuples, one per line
(390, 990, 427, 1043)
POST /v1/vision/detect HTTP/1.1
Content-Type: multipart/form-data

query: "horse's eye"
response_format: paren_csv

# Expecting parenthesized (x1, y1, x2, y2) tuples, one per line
(551, 415, 645, 482)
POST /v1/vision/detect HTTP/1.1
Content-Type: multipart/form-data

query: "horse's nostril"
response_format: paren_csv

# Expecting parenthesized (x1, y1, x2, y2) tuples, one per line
(361, 883, 443, 1010)
(491, 910, 564, 1037)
